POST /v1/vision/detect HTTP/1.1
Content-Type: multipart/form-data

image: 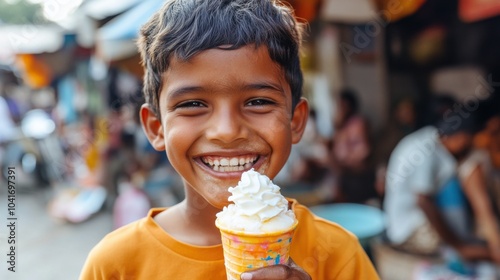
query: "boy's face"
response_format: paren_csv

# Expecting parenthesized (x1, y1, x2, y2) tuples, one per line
(141, 45, 308, 209)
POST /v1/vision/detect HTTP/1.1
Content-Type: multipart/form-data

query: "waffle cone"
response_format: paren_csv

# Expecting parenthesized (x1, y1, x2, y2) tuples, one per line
(216, 219, 298, 280)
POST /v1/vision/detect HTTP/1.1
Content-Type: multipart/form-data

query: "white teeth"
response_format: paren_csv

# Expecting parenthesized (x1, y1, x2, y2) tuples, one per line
(220, 166, 240, 172)
(227, 166, 239, 172)
(202, 156, 258, 172)
(230, 158, 239, 166)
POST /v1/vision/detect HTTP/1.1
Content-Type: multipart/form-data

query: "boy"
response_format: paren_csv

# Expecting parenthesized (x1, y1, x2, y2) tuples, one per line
(80, 0, 379, 279)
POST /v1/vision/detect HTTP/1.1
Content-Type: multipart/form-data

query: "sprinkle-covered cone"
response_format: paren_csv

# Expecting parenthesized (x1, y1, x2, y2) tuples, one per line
(216, 220, 298, 280)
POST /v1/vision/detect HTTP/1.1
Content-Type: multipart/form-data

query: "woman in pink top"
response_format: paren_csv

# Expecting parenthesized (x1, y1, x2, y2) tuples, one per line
(332, 89, 377, 203)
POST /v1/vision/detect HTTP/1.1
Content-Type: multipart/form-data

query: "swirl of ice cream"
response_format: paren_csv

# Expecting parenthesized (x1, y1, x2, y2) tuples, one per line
(216, 169, 296, 233)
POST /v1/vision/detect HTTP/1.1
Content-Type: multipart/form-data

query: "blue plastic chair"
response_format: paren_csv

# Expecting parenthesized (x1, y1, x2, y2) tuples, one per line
(310, 203, 386, 248)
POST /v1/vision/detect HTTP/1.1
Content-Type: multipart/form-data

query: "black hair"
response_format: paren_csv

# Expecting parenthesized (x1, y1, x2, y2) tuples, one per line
(137, 0, 304, 117)
(429, 94, 457, 126)
(436, 112, 479, 136)
(340, 88, 359, 113)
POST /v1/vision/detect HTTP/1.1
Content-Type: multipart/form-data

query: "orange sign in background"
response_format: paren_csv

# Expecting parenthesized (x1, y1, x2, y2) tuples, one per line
(459, 0, 500, 22)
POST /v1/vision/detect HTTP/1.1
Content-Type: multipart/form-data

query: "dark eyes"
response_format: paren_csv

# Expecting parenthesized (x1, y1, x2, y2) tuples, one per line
(175, 101, 206, 108)
(246, 99, 276, 106)
(175, 99, 275, 109)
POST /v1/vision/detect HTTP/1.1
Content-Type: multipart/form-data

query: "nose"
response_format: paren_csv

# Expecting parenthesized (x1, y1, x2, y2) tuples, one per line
(205, 105, 248, 144)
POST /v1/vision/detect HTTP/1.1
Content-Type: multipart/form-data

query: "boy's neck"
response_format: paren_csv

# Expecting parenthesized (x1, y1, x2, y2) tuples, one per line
(183, 187, 222, 228)
(154, 188, 222, 246)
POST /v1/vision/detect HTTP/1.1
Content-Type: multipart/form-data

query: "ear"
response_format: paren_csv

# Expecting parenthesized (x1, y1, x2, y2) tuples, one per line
(291, 98, 309, 144)
(140, 104, 166, 151)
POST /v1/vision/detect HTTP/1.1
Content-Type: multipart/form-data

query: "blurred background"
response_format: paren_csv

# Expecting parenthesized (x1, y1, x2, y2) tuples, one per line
(0, 0, 499, 279)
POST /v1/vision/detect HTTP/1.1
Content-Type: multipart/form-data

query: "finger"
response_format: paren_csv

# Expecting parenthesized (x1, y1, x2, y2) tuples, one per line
(240, 265, 296, 280)
(240, 261, 311, 280)
(287, 258, 311, 277)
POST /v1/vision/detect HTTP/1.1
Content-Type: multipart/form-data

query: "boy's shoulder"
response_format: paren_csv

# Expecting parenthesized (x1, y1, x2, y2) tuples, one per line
(80, 217, 148, 278)
(91, 218, 145, 256)
(87, 211, 156, 264)
(106, 218, 145, 241)
(290, 201, 378, 278)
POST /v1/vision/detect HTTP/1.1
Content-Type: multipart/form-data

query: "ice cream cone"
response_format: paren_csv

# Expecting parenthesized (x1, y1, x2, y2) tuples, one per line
(216, 219, 298, 280)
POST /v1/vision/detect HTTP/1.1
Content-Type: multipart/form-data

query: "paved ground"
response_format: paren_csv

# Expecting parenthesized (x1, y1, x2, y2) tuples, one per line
(0, 187, 113, 280)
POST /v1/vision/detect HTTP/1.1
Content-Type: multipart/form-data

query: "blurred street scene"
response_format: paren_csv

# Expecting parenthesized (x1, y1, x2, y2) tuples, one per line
(1, 0, 500, 279)
(0, 187, 112, 280)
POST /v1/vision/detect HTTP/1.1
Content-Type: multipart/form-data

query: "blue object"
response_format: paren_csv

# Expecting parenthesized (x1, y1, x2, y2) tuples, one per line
(436, 178, 476, 276)
(310, 203, 386, 243)
(435, 177, 472, 241)
(435, 177, 467, 208)
(99, 0, 165, 41)
(442, 247, 476, 277)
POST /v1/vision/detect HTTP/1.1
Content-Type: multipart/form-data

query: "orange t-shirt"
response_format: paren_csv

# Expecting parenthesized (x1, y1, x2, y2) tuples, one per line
(80, 200, 379, 279)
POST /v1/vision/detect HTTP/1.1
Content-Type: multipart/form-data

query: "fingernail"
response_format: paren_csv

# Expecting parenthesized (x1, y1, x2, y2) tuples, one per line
(240, 272, 252, 280)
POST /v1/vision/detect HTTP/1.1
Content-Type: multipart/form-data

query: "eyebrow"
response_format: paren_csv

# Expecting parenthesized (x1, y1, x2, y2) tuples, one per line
(242, 82, 286, 96)
(167, 81, 286, 99)
(167, 86, 204, 99)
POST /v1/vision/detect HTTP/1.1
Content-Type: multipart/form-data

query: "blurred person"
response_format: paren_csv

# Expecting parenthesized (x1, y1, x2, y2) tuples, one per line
(375, 98, 417, 196)
(425, 94, 457, 127)
(0, 67, 25, 123)
(99, 106, 136, 198)
(332, 88, 378, 204)
(457, 147, 500, 259)
(0, 95, 17, 143)
(333, 89, 370, 170)
(474, 113, 500, 216)
(474, 113, 500, 170)
(48, 114, 108, 223)
(0, 95, 17, 175)
(0, 70, 19, 174)
(277, 109, 330, 182)
(0, 67, 19, 140)
(384, 113, 500, 277)
(275, 109, 333, 205)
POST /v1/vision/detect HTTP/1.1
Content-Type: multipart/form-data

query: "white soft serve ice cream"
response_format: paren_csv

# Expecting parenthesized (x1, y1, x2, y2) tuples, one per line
(216, 169, 296, 233)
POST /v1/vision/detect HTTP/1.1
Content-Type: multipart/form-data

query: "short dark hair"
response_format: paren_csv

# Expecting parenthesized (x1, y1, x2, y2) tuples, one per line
(137, 0, 304, 117)
(429, 94, 457, 126)
(340, 88, 359, 113)
(436, 112, 479, 136)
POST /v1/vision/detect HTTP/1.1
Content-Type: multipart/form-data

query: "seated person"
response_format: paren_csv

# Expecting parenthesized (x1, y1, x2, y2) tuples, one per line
(331, 89, 377, 204)
(474, 113, 500, 215)
(275, 109, 332, 204)
(384, 115, 500, 276)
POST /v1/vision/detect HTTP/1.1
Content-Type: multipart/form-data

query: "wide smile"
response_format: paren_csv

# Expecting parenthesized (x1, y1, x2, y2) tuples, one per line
(200, 155, 259, 172)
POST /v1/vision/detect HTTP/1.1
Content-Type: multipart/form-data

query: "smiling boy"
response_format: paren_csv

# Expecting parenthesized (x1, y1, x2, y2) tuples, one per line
(80, 1, 379, 279)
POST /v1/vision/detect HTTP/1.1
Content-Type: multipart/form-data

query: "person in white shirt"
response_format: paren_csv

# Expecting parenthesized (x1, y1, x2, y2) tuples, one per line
(384, 116, 500, 269)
